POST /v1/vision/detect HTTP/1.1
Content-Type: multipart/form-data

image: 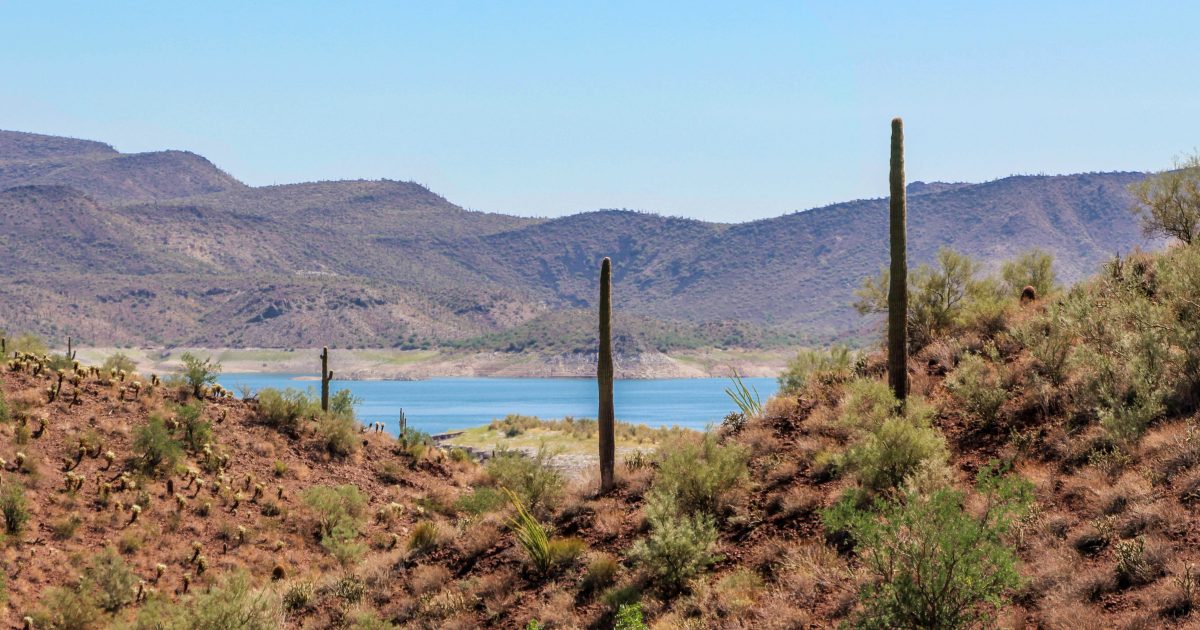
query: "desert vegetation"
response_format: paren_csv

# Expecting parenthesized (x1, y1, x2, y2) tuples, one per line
(1, 144, 1199, 628)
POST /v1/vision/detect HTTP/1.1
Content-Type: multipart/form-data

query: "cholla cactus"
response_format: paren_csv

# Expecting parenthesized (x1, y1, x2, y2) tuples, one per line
(166, 478, 175, 496)
(252, 483, 264, 503)
(175, 493, 187, 511)
(195, 555, 207, 575)
(236, 525, 247, 544)
(181, 573, 191, 594)
(191, 541, 204, 563)
(155, 563, 166, 583)
(244, 473, 253, 490)
(103, 450, 115, 470)
(130, 504, 142, 523)
(32, 416, 47, 438)
(388, 532, 400, 550)
(14, 452, 26, 470)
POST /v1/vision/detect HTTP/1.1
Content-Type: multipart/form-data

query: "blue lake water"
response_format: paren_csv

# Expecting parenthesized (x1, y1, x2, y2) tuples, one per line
(216, 374, 778, 435)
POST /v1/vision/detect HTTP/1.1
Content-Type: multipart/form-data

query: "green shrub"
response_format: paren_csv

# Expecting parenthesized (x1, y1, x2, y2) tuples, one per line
(349, 610, 397, 630)
(837, 378, 899, 432)
(255, 388, 320, 436)
(629, 490, 718, 594)
(845, 414, 948, 495)
(547, 537, 587, 567)
(125, 570, 281, 629)
(282, 581, 315, 613)
(316, 413, 359, 457)
(486, 446, 563, 513)
(328, 388, 359, 419)
(945, 350, 1007, 427)
(506, 488, 553, 573)
(301, 484, 368, 566)
(52, 512, 84, 540)
(614, 603, 648, 630)
(9, 333, 47, 356)
(86, 547, 137, 613)
(651, 432, 748, 518)
(822, 463, 1033, 629)
(176, 401, 212, 451)
(1001, 249, 1058, 299)
(454, 487, 507, 516)
(102, 352, 138, 375)
(180, 352, 221, 398)
(580, 553, 620, 594)
(407, 521, 441, 554)
(1, 482, 30, 535)
(778, 346, 854, 395)
(133, 416, 183, 475)
(33, 584, 100, 630)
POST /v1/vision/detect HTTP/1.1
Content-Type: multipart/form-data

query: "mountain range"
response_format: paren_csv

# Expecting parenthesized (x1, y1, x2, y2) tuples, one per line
(0, 129, 1155, 351)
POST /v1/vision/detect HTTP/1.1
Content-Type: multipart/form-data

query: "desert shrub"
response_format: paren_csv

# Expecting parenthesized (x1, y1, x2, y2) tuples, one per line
(350, 610, 397, 630)
(0, 388, 9, 423)
(396, 426, 433, 462)
(180, 352, 220, 398)
(856, 248, 992, 351)
(822, 463, 1032, 629)
(328, 388, 359, 419)
(505, 488, 583, 575)
(547, 537, 587, 567)
(302, 484, 368, 566)
(944, 349, 1007, 427)
(33, 585, 101, 630)
(630, 490, 718, 593)
(486, 446, 563, 513)
(1001, 249, 1058, 299)
(282, 581, 315, 612)
(102, 352, 138, 375)
(1, 481, 30, 535)
(316, 413, 359, 457)
(455, 487, 507, 516)
(133, 416, 183, 475)
(407, 521, 441, 554)
(255, 387, 320, 435)
(651, 432, 748, 517)
(86, 547, 137, 613)
(580, 553, 620, 594)
(777, 346, 854, 395)
(614, 603, 648, 630)
(176, 401, 212, 451)
(1013, 306, 1074, 385)
(838, 387, 948, 495)
(1115, 536, 1165, 588)
(845, 414, 948, 495)
(1130, 153, 1200, 245)
(52, 512, 84, 540)
(126, 570, 282, 629)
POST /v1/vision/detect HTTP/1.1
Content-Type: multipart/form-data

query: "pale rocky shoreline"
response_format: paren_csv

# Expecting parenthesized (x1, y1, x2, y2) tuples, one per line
(69, 346, 796, 380)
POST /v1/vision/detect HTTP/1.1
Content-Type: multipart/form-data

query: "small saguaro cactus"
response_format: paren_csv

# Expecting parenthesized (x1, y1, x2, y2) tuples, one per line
(887, 117, 909, 402)
(66, 336, 76, 361)
(597, 256, 616, 494)
(320, 347, 334, 413)
(398, 408, 407, 433)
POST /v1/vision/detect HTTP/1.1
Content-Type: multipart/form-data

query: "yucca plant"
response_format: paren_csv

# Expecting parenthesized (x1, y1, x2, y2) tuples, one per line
(724, 370, 763, 417)
(504, 487, 553, 574)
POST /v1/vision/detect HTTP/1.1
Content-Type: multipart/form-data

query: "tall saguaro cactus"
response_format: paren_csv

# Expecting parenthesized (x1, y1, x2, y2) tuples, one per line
(67, 336, 77, 361)
(320, 347, 334, 412)
(597, 257, 615, 493)
(888, 118, 909, 401)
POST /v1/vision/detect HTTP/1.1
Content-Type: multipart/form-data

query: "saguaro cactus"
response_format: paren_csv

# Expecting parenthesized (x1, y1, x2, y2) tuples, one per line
(597, 257, 615, 493)
(319, 347, 333, 412)
(887, 118, 909, 401)
(66, 336, 76, 361)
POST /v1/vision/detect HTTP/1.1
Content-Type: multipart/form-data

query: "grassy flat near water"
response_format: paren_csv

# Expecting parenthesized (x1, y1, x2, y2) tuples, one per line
(442, 414, 697, 458)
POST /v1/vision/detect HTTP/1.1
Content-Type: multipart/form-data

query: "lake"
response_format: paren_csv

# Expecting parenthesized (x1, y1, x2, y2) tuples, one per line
(216, 374, 778, 435)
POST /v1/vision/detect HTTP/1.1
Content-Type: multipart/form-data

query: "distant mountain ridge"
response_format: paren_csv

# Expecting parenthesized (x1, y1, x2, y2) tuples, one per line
(0, 129, 1155, 350)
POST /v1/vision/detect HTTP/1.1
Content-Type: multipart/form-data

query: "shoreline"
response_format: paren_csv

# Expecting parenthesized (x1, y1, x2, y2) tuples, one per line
(68, 346, 797, 380)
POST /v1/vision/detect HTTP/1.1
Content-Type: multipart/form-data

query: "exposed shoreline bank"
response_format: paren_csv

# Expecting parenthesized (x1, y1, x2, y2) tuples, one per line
(68, 346, 797, 380)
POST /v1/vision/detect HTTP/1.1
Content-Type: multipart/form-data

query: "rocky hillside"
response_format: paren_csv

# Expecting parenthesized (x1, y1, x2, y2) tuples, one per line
(2, 238, 1200, 628)
(0, 129, 1157, 350)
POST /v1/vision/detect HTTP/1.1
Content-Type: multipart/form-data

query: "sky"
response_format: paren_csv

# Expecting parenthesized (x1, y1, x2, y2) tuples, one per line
(1, 2, 1196, 222)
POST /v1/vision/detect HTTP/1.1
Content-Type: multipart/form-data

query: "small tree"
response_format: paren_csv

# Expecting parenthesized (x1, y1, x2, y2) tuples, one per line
(180, 352, 221, 398)
(1001, 249, 1058, 299)
(1131, 154, 1200, 245)
(824, 463, 1033, 629)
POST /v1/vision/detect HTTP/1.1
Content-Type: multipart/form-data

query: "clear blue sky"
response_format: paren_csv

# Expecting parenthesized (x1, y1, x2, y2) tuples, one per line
(1, 2, 1196, 222)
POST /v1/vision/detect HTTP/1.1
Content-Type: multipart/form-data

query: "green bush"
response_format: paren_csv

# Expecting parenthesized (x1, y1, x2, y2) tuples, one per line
(122, 570, 282, 629)
(301, 484, 368, 566)
(1, 481, 30, 535)
(407, 521, 441, 554)
(317, 413, 359, 457)
(945, 350, 1007, 427)
(176, 401, 212, 451)
(180, 352, 221, 398)
(9, 333, 47, 356)
(822, 463, 1033, 629)
(86, 547, 137, 613)
(614, 603, 648, 630)
(1001, 249, 1058, 299)
(133, 416, 183, 475)
(629, 490, 718, 594)
(255, 388, 320, 436)
(33, 584, 100, 630)
(486, 446, 563, 513)
(454, 487, 507, 516)
(845, 414, 948, 495)
(651, 432, 748, 517)
(580, 553, 620, 594)
(778, 346, 854, 395)
(102, 352, 138, 375)
(328, 388, 359, 419)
